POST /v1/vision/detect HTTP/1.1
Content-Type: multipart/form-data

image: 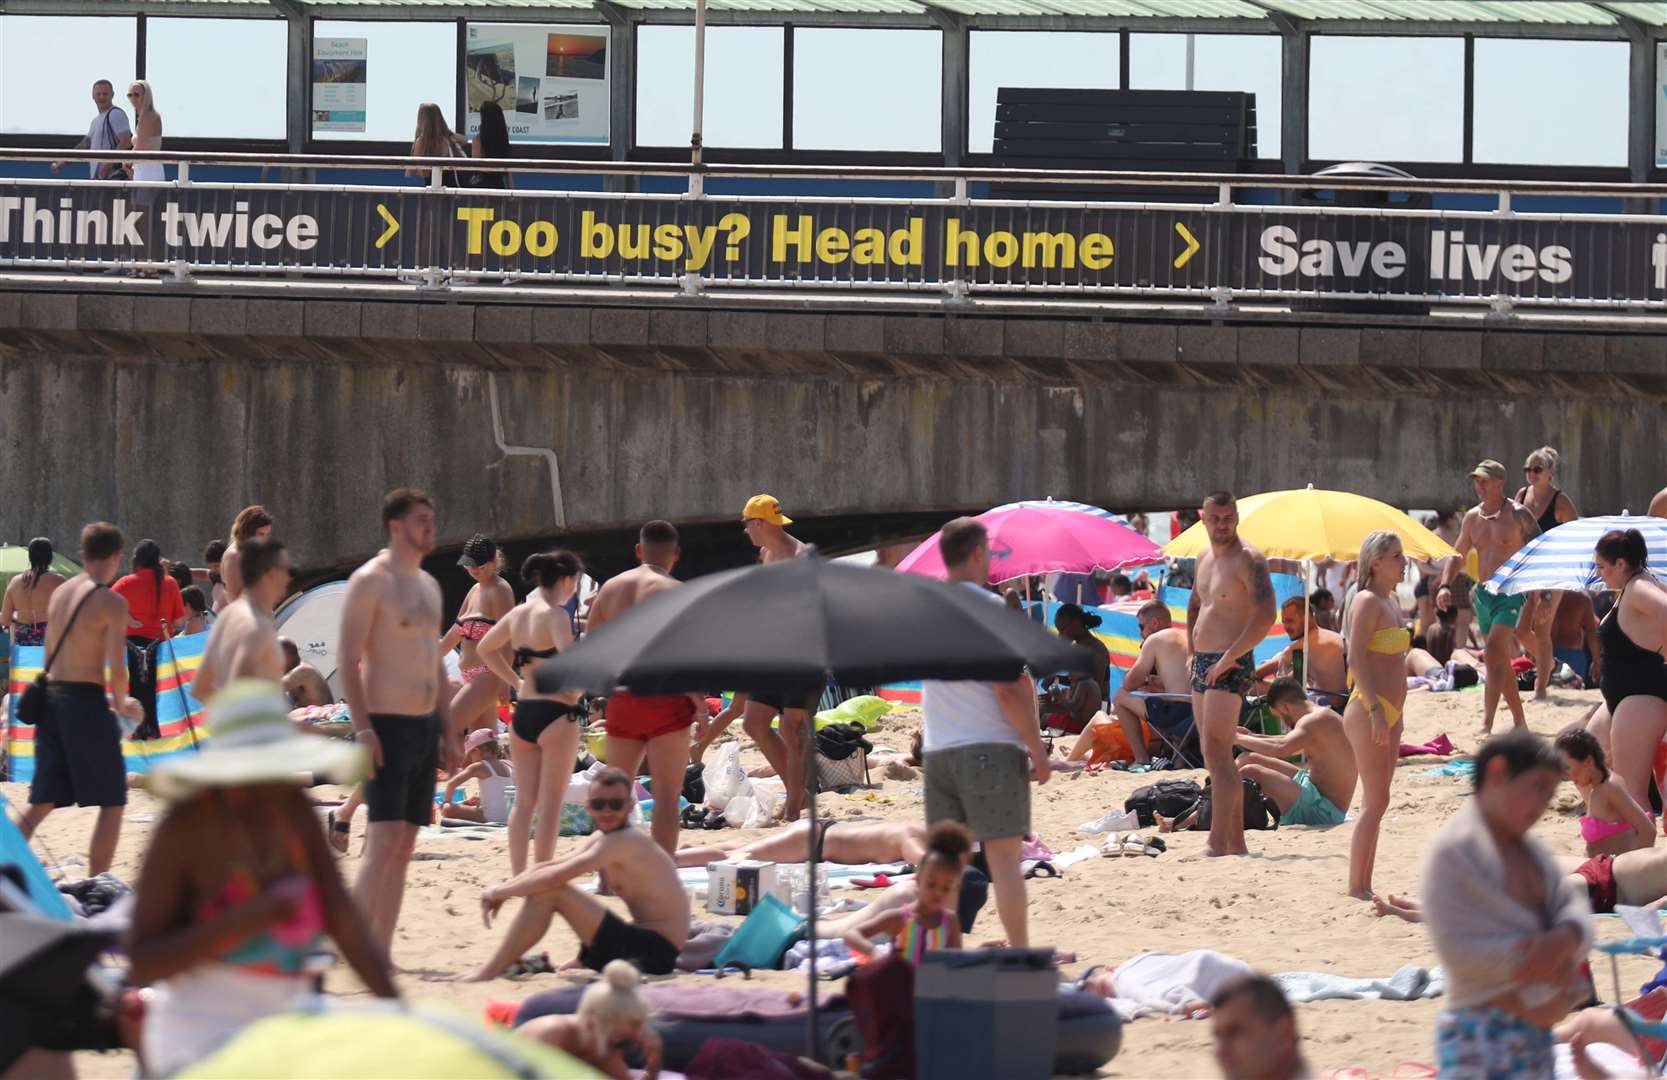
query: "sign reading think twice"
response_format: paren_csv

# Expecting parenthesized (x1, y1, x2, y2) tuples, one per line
(0, 183, 1663, 305)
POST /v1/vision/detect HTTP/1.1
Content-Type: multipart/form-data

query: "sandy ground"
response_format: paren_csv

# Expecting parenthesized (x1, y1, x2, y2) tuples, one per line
(20, 685, 1661, 1079)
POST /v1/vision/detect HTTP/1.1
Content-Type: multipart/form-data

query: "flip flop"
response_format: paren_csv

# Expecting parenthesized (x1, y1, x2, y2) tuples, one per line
(325, 809, 350, 854)
(1023, 860, 1059, 879)
(851, 873, 894, 889)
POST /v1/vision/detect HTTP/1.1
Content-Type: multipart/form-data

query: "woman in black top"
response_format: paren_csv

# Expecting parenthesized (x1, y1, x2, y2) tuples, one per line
(1591, 528, 1667, 811)
(470, 102, 513, 190)
(1516, 446, 1579, 700)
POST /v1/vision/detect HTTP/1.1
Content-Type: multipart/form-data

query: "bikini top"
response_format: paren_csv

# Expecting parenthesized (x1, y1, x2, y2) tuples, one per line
(455, 616, 496, 643)
(1367, 626, 1412, 656)
(200, 808, 326, 977)
(512, 644, 559, 674)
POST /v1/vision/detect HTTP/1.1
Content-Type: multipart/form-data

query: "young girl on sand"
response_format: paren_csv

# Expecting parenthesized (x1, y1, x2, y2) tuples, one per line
(441, 728, 513, 825)
(843, 821, 969, 962)
(1555, 728, 1655, 857)
(516, 960, 662, 1080)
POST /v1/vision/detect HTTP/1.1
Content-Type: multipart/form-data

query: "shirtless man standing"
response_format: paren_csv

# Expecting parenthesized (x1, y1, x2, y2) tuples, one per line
(1067, 598, 1190, 765)
(18, 523, 143, 877)
(674, 819, 928, 869)
(339, 489, 455, 954)
(1189, 492, 1278, 857)
(280, 638, 335, 708)
(589, 520, 704, 856)
(1438, 460, 1540, 734)
(1255, 596, 1348, 709)
(190, 537, 290, 704)
(737, 494, 817, 821)
(467, 768, 690, 979)
(1235, 678, 1357, 828)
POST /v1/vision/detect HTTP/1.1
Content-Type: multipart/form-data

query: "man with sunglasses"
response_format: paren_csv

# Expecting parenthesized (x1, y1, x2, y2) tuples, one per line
(466, 768, 690, 980)
(189, 536, 291, 704)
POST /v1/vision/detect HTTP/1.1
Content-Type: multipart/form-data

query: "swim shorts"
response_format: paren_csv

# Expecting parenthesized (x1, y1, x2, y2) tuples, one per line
(28, 682, 127, 808)
(1574, 853, 1617, 914)
(747, 689, 821, 715)
(1434, 1006, 1553, 1079)
(1474, 588, 1526, 636)
(1553, 647, 1590, 682)
(605, 692, 696, 742)
(364, 712, 440, 826)
(1279, 768, 1348, 827)
(579, 911, 680, 976)
(1190, 650, 1256, 696)
(923, 742, 1030, 842)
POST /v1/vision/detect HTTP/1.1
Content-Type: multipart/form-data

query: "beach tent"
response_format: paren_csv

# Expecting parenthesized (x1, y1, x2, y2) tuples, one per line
(274, 581, 349, 700)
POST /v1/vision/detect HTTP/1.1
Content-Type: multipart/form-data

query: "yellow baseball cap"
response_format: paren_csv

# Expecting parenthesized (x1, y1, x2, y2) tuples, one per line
(742, 494, 793, 525)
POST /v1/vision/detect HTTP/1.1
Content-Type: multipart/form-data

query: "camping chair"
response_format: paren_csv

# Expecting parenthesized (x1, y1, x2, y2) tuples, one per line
(1135, 693, 1201, 769)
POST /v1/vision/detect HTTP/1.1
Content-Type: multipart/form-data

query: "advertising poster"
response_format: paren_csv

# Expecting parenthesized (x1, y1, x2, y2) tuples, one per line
(312, 37, 368, 134)
(465, 22, 609, 144)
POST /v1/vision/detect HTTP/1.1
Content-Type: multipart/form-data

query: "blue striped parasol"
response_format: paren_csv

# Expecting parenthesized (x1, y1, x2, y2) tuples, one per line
(1486, 514, 1667, 595)
(989, 498, 1126, 524)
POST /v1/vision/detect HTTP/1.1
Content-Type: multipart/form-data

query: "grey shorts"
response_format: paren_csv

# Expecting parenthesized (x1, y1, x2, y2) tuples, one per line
(923, 743, 1030, 842)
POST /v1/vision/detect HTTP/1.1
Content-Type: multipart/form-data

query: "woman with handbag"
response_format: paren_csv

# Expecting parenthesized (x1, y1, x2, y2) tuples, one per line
(112, 540, 185, 741)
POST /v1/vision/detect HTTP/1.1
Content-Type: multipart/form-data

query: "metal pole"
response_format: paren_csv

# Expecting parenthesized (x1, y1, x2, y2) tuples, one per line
(691, 0, 707, 168)
(804, 688, 821, 1062)
(1185, 33, 1196, 91)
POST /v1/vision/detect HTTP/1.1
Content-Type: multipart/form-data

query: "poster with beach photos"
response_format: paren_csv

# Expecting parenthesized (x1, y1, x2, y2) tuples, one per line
(464, 22, 609, 144)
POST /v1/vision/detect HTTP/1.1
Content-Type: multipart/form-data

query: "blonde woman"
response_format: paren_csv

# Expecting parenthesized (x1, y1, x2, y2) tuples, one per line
(516, 960, 662, 1079)
(1342, 530, 1410, 900)
(408, 102, 467, 186)
(125, 80, 164, 272)
(1516, 446, 1579, 700)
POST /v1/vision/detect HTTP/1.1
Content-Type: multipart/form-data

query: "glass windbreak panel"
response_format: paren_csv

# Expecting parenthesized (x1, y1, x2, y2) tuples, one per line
(793, 28, 941, 152)
(1128, 32, 1281, 158)
(636, 26, 784, 149)
(147, 17, 287, 140)
(1309, 35, 1463, 163)
(968, 31, 1118, 155)
(1, 16, 138, 135)
(1473, 38, 1626, 167)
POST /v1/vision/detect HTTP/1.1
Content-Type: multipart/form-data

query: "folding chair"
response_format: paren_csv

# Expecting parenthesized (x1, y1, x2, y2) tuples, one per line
(1136, 693, 1201, 769)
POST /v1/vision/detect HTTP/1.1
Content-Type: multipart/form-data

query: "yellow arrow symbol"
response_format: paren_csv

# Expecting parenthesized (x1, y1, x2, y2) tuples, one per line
(374, 203, 400, 249)
(1173, 221, 1200, 269)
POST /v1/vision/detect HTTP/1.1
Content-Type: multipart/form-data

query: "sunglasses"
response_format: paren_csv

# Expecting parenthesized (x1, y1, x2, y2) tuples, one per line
(1524, 466, 1545, 474)
(127, 92, 141, 98)
(589, 796, 629, 812)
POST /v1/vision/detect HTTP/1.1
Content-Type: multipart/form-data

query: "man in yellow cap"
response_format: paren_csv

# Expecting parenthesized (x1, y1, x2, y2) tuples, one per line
(741, 494, 806, 564)
(1437, 460, 1540, 734)
(738, 494, 814, 819)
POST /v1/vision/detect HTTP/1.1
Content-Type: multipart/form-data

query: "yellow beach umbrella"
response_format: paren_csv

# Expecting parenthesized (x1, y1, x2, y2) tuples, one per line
(1162, 486, 1460, 563)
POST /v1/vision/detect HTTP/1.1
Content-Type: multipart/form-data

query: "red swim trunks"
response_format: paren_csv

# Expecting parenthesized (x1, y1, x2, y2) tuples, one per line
(606, 692, 696, 741)
(1575, 854, 1617, 913)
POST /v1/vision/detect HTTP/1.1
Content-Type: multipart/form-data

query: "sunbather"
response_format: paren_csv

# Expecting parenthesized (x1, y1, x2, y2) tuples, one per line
(673, 819, 927, 869)
(516, 960, 663, 1080)
(842, 822, 968, 963)
(1233, 677, 1357, 828)
(440, 728, 513, 825)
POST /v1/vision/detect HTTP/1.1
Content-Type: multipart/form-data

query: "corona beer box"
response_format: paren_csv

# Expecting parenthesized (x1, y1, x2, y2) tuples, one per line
(706, 860, 779, 916)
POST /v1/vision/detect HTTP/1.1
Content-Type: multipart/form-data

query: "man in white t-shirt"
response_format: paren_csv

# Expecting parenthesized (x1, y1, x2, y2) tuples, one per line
(920, 517, 1051, 947)
(52, 80, 131, 180)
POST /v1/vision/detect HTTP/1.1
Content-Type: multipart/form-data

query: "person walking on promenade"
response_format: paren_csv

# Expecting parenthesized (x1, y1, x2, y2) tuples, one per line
(53, 79, 130, 179)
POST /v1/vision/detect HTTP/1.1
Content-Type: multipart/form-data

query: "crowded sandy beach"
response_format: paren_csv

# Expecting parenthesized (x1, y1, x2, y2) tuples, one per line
(6, 469, 1667, 1079)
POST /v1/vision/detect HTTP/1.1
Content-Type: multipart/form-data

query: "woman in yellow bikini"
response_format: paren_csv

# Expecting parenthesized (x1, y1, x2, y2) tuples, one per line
(1343, 530, 1411, 900)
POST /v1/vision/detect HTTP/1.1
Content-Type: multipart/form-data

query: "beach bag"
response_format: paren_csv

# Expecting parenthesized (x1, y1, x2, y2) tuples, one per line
(1123, 779, 1202, 828)
(846, 952, 916, 1079)
(713, 894, 806, 972)
(15, 586, 103, 727)
(816, 749, 869, 790)
(1186, 777, 1281, 832)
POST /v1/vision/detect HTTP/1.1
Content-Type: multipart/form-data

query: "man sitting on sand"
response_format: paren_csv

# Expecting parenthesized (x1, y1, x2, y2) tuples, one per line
(674, 819, 927, 869)
(1066, 598, 1190, 766)
(467, 768, 690, 979)
(1254, 597, 1347, 709)
(1233, 677, 1356, 828)
(280, 637, 334, 708)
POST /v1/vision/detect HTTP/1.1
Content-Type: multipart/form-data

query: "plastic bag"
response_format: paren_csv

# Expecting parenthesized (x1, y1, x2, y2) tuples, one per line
(705, 742, 747, 810)
(748, 778, 785, 825)
(723, 794, 757, 829)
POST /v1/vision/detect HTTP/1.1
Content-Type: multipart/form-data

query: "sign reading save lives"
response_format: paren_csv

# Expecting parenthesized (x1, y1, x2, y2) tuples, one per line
(0, 184, 1662, 303)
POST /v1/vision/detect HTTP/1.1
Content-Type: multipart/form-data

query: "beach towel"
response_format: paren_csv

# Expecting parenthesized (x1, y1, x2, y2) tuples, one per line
(1273, 964, 1446, 1003)
(1420, 759, 1477, 780)
(1399, 734, 1456, 759)
(1105, 950, 1255, 1020)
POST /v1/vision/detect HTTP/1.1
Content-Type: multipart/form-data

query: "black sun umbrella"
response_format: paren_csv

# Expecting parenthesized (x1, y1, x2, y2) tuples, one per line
(534, 551, 1093, 1063)
(533, 552, 1092, 698)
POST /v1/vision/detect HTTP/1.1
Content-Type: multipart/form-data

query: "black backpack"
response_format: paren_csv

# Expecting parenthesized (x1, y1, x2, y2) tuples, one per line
(1185, 776, 1282, 832)
(1124, 779, 1203, 827)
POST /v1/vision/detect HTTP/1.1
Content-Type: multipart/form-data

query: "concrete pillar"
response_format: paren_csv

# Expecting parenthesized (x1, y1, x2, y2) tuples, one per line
(1278, 20, 1309, 175)
(941, 16, 968, 166)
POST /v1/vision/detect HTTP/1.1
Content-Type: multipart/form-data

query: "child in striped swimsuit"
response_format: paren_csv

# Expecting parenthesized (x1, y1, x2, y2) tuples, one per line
(842, 821, 970, 963)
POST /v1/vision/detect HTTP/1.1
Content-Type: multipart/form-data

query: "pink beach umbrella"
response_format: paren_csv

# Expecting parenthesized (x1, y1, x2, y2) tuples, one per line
(897, 504, 1163, 584)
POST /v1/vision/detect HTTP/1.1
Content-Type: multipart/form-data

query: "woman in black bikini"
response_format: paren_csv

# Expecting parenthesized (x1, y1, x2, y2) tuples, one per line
(1516, 446, 1580, 700)
(479, 551, 586, 875)
(439, 534, 516, 742)
(1590, 529, 1667, 811)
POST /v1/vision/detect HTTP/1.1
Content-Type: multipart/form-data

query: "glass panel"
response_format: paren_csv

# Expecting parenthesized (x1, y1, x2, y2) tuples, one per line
(0, 15, 137, 136)
(1309, 36, 1464, 163)
(967, 31, 1118, 155)
(313, 20, 456, 142)
(793, 28, 940, 152)
(147, 17, 287, 140)
(1129, 32, 1280, 158)
(636, 26, 784, 149)
(1473, 39, 1627, 167)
